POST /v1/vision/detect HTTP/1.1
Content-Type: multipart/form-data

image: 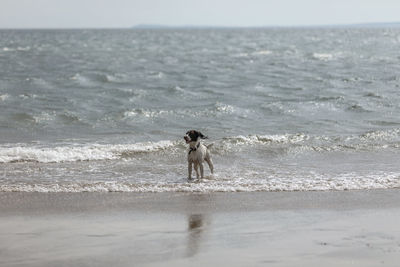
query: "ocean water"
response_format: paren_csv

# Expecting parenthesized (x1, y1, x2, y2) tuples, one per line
(1, 28, 400, 192)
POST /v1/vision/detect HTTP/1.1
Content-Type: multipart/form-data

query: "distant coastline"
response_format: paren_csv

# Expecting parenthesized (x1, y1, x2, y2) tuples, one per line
(133, 22, 400, 29)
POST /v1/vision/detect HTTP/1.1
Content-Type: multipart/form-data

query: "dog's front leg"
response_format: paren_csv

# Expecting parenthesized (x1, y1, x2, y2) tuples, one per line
(188, 162, 193, 179)
(199, 163, 204, 179)
(194, 163, 200, 179)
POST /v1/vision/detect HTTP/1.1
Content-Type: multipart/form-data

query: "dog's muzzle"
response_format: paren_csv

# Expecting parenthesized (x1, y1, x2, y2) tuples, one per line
(184, 135, 191, 143)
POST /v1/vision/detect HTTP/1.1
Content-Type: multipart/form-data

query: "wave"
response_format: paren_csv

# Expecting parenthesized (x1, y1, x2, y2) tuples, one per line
(253, 50, 272, 56)
(123, 109, 172, 118)
(221, 134, 309, 145)
(234, 50, 273, 58)
(0, 140, 176, 163)
(1, 172, 399, 192)
(123, 102, 236, 119)
(364, 92, 383, 99)
(2, 46, 31, 52)
(18, 93, 38, 100)
(217, 132, 400, 153)
(11, 113, 37, 124)
(1, 129, 399, 163)
(312, 53, 334, 61)
(10, 111, 87, 126)
(70, 72, 127, 86)
(27, 77, 52, 88)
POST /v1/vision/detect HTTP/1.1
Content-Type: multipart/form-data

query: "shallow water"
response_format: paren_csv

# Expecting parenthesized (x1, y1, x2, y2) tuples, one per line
(1, 28, 400, 192)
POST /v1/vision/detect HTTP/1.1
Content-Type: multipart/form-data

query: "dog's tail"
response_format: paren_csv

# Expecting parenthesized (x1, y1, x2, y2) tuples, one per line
(205, 143, 214, 149)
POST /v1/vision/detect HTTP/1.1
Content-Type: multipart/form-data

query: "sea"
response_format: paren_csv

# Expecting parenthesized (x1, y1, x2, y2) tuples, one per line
(1, 28, 400, 192)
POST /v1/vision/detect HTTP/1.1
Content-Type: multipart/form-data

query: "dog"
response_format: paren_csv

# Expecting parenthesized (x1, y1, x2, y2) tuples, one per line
(184, 130, 214, 179)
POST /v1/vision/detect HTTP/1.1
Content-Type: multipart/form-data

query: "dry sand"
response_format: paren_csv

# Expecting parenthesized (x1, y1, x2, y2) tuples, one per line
(1, 190, 400, 266)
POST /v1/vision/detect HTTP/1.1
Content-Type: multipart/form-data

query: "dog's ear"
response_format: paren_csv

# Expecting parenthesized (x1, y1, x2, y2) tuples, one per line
(199, 132, 208, 139)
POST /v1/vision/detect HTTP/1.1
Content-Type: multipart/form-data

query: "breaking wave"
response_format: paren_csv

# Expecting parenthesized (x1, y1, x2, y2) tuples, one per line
(0, 140, 176, 163)
(1, 129, 399, 163)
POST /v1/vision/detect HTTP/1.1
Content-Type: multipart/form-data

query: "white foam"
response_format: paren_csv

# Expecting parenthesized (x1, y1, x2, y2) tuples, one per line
(253, 50, 272, 56)
(214, 102, 234, 113)
(1, 172, 399, 192)
(1, 47, 29, 52)
(0, 94, 10, 101)
(361, 128, 400, 141)
(1, 129, 399, 164)
(19, 93, 38, 99)
(32, 112, 55, 124)
(3, 46, 32, 52)
(0, 140, 176, 163)
(234, 50, 272, 58)
(234, 53, 249, 57)
(124, 102, 235, 119)
(69, 73, 96, 87)
(17, 46, 31, 51)
(123, 109, 171, 118)
(221, 130, 400, 152)
(223, 134, 309, 145)
(313, 53, 334, 61)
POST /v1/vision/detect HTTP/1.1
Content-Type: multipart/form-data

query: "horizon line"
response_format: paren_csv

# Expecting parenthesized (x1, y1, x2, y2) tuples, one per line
(1, 21, 400, 30)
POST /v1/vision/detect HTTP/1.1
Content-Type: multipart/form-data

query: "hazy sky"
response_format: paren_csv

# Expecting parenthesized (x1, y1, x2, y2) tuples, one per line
(1, 0, 399, 28)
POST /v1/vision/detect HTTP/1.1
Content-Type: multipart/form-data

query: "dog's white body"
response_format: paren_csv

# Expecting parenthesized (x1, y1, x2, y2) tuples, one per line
(185, 130, 214, 179)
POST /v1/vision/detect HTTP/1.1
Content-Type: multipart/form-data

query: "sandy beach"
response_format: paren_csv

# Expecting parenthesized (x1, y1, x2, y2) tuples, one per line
(1, 190, 400, 266)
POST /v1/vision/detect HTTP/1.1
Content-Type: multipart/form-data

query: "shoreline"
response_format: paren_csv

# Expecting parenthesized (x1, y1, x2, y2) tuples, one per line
(1, 189, 400, 214)
(1, 190, 400, 266)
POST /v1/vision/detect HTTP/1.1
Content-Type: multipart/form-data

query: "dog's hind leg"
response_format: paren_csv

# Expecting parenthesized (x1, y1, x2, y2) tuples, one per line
(188, 162, 193, 179)
(199, 163, 204, 179)
(205, 157, 214, 174)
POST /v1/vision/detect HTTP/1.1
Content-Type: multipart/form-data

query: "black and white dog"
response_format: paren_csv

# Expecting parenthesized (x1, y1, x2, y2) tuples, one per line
(184, 130, 214, 179)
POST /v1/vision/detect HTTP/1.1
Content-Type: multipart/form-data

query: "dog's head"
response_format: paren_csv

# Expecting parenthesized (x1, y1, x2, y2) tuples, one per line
(184, 130, 207, 144)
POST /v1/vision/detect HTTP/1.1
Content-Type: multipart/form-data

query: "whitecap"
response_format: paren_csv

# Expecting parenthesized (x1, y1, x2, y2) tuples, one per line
(19, 93, 38, 99)
(312, 53, 334, 61)
(222, 134, 308, 146)
(214, 102, 234, 113)
(0, 94, 10, 101)
(32, 112, 55, 124)
(253, 50, 272, 56)
(17, 46, 31, 51)
(238, 53, 248, 57)
(123, 109, 171, 118)
(147, 71, 164, 79)
(360, 128, 400, 141)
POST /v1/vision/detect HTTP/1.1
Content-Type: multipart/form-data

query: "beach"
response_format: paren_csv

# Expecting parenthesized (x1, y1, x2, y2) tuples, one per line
(1, 28, 400, 266)
(1, 190, 400, 266)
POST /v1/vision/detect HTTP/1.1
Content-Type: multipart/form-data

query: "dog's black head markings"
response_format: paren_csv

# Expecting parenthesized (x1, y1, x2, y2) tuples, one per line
(184, 130, 207, 144)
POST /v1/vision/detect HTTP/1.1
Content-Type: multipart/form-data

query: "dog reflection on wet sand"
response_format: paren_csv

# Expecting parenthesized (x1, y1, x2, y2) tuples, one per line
(186, 214, 205, 257)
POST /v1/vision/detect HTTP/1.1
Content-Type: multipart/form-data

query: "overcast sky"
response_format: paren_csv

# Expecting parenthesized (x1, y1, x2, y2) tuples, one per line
(1, 0, 399, 29)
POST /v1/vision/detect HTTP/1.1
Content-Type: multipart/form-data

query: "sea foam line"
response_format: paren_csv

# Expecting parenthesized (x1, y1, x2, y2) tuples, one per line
(1, 173, 399, 193)
(0, 140, 176, 163)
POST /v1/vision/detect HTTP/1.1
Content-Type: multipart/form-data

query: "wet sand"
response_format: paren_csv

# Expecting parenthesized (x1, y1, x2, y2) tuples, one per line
(1, 190, 400, 266)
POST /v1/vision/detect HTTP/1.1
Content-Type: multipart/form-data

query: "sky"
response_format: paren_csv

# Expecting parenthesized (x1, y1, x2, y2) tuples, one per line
(0, 0, 399, 29)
